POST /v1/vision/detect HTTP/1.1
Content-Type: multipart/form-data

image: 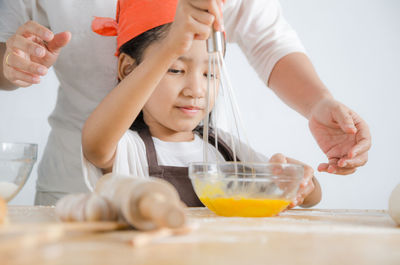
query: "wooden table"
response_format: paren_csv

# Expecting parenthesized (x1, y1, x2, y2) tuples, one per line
(1, 206, 400, 265)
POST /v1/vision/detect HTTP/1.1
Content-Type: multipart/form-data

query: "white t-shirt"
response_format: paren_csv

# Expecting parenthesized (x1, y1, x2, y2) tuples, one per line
(82, 130, 269, 191)
(0, 0, 305, 197)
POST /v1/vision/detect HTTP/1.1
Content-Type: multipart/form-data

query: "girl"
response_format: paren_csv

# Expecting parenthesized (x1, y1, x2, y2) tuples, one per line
(82, 0, 321, 208)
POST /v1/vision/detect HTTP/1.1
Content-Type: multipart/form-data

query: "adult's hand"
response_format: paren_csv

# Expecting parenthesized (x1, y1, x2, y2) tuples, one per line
(309, 98, 371, 175)
(2, 21, 71, 87)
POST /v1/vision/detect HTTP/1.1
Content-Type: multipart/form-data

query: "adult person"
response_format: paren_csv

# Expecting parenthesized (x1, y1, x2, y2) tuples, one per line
(0, 0, 371, 205)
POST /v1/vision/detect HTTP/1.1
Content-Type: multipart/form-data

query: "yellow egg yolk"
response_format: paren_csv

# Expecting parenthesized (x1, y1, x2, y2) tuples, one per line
(199, 197, 291, 217)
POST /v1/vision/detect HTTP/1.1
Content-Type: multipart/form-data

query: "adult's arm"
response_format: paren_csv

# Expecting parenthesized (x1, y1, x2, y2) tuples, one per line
(268, 52, 371, 175)
(223, 0, 371, 174)
(268, 52, 332, 119)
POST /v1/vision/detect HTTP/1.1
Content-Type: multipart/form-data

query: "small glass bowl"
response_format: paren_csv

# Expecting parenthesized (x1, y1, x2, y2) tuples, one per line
(0, 143, 38, 202)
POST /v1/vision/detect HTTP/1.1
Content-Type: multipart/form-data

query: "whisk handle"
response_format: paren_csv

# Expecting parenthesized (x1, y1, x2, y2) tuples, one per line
(207, 28, 224, 53)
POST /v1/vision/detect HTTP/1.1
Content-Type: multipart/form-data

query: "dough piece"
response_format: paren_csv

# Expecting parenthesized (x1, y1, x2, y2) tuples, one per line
(55, 193, 118, 222)
(85, 193, 118, 221)
(55, 193, 87, 222)
(0, 197, 7, 224)
(389, 183, 400, 225)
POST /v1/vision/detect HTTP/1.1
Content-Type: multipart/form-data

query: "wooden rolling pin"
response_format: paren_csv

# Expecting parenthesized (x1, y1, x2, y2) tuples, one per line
(95, 173, 186, 231)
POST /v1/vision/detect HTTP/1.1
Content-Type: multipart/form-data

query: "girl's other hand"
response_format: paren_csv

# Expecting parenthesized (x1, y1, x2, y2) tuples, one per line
(269, 153, 316, 208)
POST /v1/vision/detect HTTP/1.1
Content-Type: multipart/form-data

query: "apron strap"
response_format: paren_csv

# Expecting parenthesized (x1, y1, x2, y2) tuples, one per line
(137, 126, 161, 171)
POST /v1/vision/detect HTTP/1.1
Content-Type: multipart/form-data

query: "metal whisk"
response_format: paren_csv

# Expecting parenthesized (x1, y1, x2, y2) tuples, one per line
(203, 28, 252, 167)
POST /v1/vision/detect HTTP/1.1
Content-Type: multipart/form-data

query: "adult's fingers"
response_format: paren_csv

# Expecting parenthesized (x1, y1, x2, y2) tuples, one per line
(16, 21, 54, 42)
(319, 157, 338, 173)
(4, 62, 40, 85)
(332, 106, 357, 134)
(6, 34, 46, 58)
(348, 120, 371, 158)
(330, 167, 357, 175)
(349, 138, 371, 159)
(5, 51, 47, 76)
(320, 163, 357, 175)
(317, 163, 329, 172)
(338, 152, 368, 169)
(319, 155, 358, 175)
(46, 31, 71, 54)
(13, 79, 34, 88)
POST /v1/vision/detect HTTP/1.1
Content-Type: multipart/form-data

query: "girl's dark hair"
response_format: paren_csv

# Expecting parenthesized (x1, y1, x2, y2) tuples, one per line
(119, 24, 171, 131)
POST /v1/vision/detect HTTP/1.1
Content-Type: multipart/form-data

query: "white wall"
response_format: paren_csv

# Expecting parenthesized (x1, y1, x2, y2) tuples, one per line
(1, 0, 399, 209)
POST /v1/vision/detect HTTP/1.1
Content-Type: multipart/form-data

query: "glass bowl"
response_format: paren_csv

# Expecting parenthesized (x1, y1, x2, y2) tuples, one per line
(189, 162, 304, 217)
(0, 143, 38, 202)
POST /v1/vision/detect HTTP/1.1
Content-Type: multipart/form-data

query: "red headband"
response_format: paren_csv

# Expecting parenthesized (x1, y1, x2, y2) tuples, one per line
(92, 0, 178, 56)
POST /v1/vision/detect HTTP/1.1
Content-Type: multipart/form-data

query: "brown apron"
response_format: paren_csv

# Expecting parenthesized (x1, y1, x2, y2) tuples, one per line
(137, 126, 238, 206)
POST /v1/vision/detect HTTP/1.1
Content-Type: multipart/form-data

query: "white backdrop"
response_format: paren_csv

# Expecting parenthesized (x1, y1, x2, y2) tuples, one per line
(1, 0, 399, 208)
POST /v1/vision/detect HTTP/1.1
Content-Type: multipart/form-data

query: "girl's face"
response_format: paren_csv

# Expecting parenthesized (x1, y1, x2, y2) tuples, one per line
(142, 40, 218, 138)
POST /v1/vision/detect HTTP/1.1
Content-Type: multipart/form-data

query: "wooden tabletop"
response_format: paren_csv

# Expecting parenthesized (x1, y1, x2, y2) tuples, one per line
(1, 206, 400, 265)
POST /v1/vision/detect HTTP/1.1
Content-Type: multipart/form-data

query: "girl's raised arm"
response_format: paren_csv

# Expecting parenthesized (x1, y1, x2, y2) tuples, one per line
(82, 0, 219, 169)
